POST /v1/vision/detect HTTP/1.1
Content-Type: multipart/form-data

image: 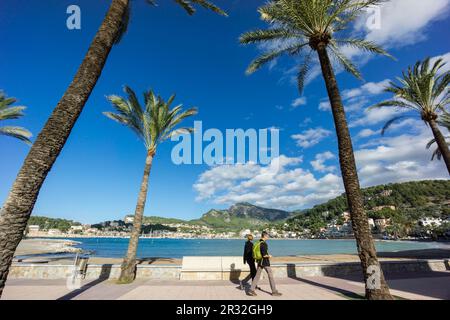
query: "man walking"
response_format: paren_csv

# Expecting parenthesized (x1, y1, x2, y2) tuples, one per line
(247, 231, 282, 297)
(241, 234, 257, 289)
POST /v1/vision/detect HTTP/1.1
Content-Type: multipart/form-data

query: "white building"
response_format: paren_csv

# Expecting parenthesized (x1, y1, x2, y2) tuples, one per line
(373, 205, 396, 212)
(368, 218, 375, 228)
(419, 217, 443, 227)
(341, 212, 351, 222)
(48, 229, 61, 235)
(124, 216, 134, 223)
(240, 229, 251, 238)
(28, 225, 40, 232)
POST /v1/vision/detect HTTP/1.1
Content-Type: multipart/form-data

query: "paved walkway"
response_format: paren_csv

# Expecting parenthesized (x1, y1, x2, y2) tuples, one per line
(2, 272, 450, 300)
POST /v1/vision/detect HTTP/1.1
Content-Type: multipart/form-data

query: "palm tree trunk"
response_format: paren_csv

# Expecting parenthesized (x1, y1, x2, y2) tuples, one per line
(429, 119, 450, 175)
(316, 43, 393, 300)
(0, 0, 130, 297)
(119, 149, 155, 283)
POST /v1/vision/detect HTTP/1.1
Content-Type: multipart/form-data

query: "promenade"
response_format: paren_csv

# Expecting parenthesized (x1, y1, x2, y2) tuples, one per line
(3, 271, 449, 300)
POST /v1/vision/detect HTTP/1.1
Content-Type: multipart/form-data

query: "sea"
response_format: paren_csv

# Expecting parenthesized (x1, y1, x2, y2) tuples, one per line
(64, 237, 443, 258)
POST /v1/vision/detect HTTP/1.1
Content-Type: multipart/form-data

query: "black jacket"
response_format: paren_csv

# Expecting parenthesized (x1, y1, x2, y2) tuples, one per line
(259, 240, 270, 267)
(243, 240, 254, 264)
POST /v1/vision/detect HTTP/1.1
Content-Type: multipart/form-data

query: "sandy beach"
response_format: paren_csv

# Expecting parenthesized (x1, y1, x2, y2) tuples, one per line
(14, 238, 82, 256)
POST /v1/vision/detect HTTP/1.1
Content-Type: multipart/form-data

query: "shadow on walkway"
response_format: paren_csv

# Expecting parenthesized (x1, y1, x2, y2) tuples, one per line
(57, 264, 112, 300)
(287, 264, 363, 299)
(378, 248, 450, 260)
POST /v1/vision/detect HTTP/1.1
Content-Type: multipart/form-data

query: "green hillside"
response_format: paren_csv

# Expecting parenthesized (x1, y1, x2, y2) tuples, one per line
(190, 203, 293, 232)
(27, 216, 81, 232)
(286, 180, 450, 236)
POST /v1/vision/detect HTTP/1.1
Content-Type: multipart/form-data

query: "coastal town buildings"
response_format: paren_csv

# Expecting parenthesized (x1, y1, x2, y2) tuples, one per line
(419, 217, 444, 227)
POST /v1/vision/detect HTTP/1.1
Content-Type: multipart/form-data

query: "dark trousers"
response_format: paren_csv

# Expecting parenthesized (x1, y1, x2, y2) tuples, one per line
(242, 259, 257, 284)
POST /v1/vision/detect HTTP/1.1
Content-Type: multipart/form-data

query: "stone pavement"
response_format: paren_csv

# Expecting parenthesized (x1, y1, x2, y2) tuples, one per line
(2, 272, 450, 300)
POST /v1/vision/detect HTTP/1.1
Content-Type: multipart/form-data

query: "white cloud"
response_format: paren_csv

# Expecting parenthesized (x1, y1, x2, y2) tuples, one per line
(299, 117, 312, 127)
(348, 52, 450, 128)
(318, 100, 331, 111)
(193, 124, 448, 211)
(355, 124, 448, 186)
(349, 106, 408, 128)
(361, 0, 450, 48)
(357, 128, 378, 138)
(345, 97, 370, 113)
(430, 52, 450, 73)
(341, 79, 391, 100)
(194, 156, 343, 210)
(291, 127, 333, 148)
(311, 151, 336, 173)
(291, 97, 307, 108)
(319, 79, 390, 114)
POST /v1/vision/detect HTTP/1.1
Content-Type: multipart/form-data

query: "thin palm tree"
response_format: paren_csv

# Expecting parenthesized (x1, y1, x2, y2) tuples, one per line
(239, 0, 394, 299)
(0, 0, 225, 296)
(104, 86, 197, 282)
(0, 92, 32, 144)
(426, 112, 450, 161)
(372, 58, 450, 174)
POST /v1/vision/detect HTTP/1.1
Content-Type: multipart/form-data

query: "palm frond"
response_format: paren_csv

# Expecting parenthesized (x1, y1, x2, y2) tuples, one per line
(297, 50, 313, 94)
(173, 0, 227, 16)
(240, 0, 390, 91)
(109, 0, 225, 45)
(239, 29, 299, 44)
(372, 57, 450, 134)
(104, 87, 196, 150)
(0, 91, 32, 144)
(329, 45, 362, 80)
(380, 116, 408, 135)
(334, 38, 395, 60)
(0, 106, 26, 121)
(426, 136, 450, 161)
(0, 126, 32, 144)
(369, 99, 417, 111)
(191, 0, 228, 16)
(246, 42, 309, 75)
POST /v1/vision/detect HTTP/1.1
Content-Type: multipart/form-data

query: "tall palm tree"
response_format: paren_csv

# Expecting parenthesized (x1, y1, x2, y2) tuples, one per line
(372, 58, 450, 174)
(0, 0, 225, 296)
(239, 0, 394, 299)
(0, 92, 32, 144)
(426, 112, 450, 161)
(427, 113, 450, 161)
(104, 86, 197, 283)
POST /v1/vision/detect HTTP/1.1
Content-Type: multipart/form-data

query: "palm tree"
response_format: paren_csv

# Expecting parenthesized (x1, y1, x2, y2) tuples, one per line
(426, 112, 450, 162)
(104, 86, 197, 283)
(0, 0, 225, 296)
(0, 92, 32, 144)
(239, 0, 394, 299)
(372, 58, 450, 174)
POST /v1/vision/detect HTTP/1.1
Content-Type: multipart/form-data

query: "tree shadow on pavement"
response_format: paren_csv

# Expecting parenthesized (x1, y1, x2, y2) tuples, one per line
(57, 264, 112, 300)
(286, 264, 363, 299)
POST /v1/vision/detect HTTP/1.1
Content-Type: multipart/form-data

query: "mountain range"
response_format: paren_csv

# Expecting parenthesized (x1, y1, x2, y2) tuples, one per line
(140, 202, 293, 232)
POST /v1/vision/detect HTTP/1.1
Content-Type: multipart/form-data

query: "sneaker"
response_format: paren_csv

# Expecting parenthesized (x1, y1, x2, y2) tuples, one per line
(239, 281, 244, 290)
(271, 291, 282, 296)
(247, 290, 257, 296)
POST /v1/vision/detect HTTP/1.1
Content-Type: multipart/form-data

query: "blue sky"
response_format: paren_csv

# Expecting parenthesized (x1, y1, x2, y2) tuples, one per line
(1, 0, 449, 224)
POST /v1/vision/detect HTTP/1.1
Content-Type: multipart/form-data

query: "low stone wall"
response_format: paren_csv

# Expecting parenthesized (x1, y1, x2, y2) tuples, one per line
(9, 259, 449, 281)
(9, 264, 181, 280)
